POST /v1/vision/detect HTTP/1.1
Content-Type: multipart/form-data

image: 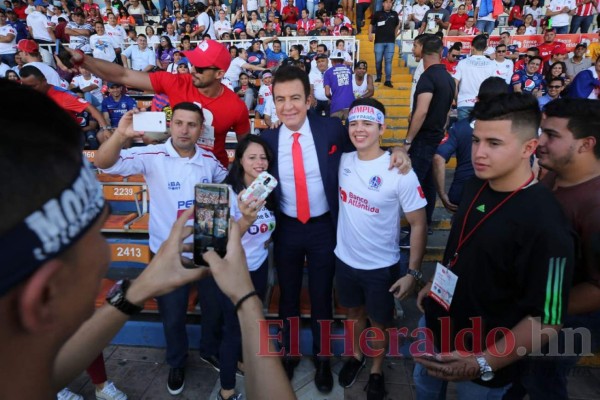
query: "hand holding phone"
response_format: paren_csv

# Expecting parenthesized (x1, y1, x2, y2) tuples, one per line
(240, 172, 278, 202)
(133, 112, 167, 133)
(193, 184, 231, 267)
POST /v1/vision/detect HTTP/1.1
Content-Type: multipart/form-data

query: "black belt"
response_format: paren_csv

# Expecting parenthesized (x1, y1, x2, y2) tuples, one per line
(281, 212, 331, 223)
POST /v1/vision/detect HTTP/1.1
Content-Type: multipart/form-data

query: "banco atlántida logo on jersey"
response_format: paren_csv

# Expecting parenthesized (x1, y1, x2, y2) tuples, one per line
(339, 187, 380, 214)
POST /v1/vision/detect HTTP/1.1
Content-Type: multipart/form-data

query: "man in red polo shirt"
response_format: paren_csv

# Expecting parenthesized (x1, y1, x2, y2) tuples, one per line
(538, 29, 567, 64)
(68, 40, 249, 167)
(282, 0, 300, 29)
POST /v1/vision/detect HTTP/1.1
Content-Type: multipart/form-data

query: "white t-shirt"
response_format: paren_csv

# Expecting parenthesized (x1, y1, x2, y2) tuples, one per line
(197, 12, 216, 39)
(548, 0, 576, 27)
(454, 55, 497, 108)
(309, 68, 327, 100)
(24, 61, 67, 88)
(101, 139, 228, 253)
(214, 20, 231, 39)
(395, 4, 413, 20)
(26, 10, 53, 42)
(524, 6, 544, 24)
(335, 152, 427, 269)
(263, 96, 279, 123)
(0, 63, 10, 78)
(105, 24, 127, 48)
(231, 196, 275, 271)
(494, 58, 514, 84)
(146, 34, 161, 49)
(225, 56, 247, 83)
(410, 59, 424, 112)
(412, 4, 430, 22)
(257, 83, 272, 106)
(0, 24, 16, 55)
(71, 74, 104, 104)
(90, 33, 117, 62)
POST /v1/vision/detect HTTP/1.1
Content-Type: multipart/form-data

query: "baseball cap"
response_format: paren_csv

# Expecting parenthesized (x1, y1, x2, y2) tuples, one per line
(335, 13, 344, 19)
(309, 36, 318, 43)
(34, 0, 49, 7)
(107, 82, 122, 88)
(315, 53, 328, 60)
(183, 40, 231, 71)
(552, 47, 568, 55)
(17, 39, 39, 53)
(330, 50, 345, 60)
(178, 57, 190, 66)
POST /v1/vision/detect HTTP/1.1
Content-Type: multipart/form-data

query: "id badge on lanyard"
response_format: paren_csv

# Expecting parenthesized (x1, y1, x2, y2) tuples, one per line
(428, 262, 458, 311)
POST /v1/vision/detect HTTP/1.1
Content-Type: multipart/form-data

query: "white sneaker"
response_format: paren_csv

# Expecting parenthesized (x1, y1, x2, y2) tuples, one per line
(95, 381, 128, 400)
(57, 388, 83, 400)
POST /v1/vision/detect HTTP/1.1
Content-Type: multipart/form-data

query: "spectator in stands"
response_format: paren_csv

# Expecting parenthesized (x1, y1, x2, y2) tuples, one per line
(225, 47, 266, 87)
(335, 97, 426, 400)
(566, 43, 592, 80)
(116, 7, 136, 32)
(6, 9, 27, 43)
(544, 47, 569, 74)
(196, 3, 216, 39)
(521, 13, 538, 33)
(90, 21, 118, 62)
(121, 34, 157, 71)
(255, 69, 273, 116)
(441, 43, 461, 77)
(458, 15, 479, 35)
(546, 0, 577, 34)
(282, 0, 300, 29)
(164, 22, 179, 44)
(514, 46, 541, 72)
(539, 29, 568, 63)
(4, 69, 19, 80)
(26, 0, 55, 44)
(247, 39, 267, 71)
(512, 56, 545, 96)
(409, 34, 428, 116)
(448, 4, 468, 35)
(419, 0, 450, 34)
(215, 8, 232, 39)
(411, 0, 430, 29)
(454, 34, 496, 120)
(415, 93, 574, 400)
(309, 52, 330, 116)
(105, 12, 127, 52)
(70, 66, 103, 108)
(473, 0, 496, 33)
(101, 82, 137, 129)
(66, 11, 93, 54)
(0, 9, 16, 67)
(538, 76, 565, 108)
(370, 0, 400, 88)
(432, 77, 509, 213)
(17, 39, 66, 87)
(404, 35, 455, 237)
(166, 51, 191, 73)
(156, 36, 177, 70)
(352, 60, 374, 99)
(143, 25, 159, 48)
(570, 0, 596, 33)
(524, 0, 544, 24)
(495, 43, 515, 84)
(262, 36, 286, 69)
(282, 44, 312, 73)
(544, 60, 570, 88)
(127, 0, 146, 26)
(568, 55, 600, 99)
(234, 71, 257, 111)
(508, 0, 525, 26)
(324, 50, 354, 121)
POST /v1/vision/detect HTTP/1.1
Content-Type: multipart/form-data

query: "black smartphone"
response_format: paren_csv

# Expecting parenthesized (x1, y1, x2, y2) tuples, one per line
(55, 41, 74, 69)
(193, 183, 230, 267)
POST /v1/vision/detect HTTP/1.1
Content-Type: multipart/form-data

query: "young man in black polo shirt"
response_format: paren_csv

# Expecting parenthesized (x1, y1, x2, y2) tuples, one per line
(413, 93, 574, 399)
(403, 35, 455, 236)
(368, 0, 400, 88)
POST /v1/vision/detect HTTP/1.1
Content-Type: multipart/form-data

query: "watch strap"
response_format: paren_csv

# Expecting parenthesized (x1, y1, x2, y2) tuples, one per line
(106, 279, 144, 316)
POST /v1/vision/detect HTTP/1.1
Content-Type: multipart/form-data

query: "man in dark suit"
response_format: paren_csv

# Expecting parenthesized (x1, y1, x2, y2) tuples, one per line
(261, 66, 352, 393)
(261, 66, 410, 393)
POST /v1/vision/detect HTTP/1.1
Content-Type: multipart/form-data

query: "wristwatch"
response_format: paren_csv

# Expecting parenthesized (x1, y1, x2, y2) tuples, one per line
(476, 355, 495, 382)
(106, 279, 144, 316)
(406, 269, 423, 284)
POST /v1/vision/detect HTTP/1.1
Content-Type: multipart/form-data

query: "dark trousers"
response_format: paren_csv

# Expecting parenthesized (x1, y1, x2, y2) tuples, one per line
(313, 99, 331, 117)
(408, 140, 439, 225)
(275, 213, 336, 356)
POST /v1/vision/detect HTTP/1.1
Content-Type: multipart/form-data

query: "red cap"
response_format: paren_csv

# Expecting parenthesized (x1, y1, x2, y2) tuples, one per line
(552, 47, 568, 56)
(335, 13, 344, 19)
(17, 39, 39, 53)
(183, 40, 231, 72)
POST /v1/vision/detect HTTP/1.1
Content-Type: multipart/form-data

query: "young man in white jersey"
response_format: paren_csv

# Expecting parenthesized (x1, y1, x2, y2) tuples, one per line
(335, 97, 427, 400)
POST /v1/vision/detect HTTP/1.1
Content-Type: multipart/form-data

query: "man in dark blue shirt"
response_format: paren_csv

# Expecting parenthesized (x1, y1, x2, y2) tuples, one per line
(101, 82, 137, 128)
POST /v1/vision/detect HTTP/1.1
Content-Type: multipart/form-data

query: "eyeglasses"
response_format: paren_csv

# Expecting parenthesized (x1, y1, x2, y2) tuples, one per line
(496, 50, 506, 53)
(548, 85, 563, 89)
(194, 66, 219, 73)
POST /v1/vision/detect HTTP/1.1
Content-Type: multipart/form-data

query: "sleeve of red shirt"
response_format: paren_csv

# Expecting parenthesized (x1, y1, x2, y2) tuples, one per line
(50, 89, 89, 114)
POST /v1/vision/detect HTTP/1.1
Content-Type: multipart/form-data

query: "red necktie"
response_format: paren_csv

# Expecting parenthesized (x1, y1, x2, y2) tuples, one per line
(292, 132, 310, 224)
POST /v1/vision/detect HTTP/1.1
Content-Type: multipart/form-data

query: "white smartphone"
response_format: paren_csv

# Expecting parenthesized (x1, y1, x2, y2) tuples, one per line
(240, 172, 278, 202)
(133, 112, 167, 133)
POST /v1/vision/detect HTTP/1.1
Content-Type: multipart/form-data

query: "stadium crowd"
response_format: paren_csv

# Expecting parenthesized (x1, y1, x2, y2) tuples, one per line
(0, 0, 599, 400)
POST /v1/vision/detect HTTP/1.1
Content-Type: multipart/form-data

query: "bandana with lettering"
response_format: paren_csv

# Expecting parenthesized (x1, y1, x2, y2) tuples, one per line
(348, 105, 385, 124)
(0, 160, 105, 296)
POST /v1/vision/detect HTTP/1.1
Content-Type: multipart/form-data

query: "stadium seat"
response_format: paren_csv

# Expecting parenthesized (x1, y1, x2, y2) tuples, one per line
(101, 183, 147, 232)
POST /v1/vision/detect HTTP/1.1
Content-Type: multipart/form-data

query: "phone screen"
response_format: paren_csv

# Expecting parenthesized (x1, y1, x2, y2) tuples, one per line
(193, 184, 230, 267)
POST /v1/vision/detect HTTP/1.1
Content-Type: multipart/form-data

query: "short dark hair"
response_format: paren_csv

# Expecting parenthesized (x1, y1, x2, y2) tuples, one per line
(471, 93, 541, 140)
(421, 35, 443, 56)
(0, 80, 82, 234)
(526, 47, 539, 54)
(472, 34, 488, 51)
(495, 43, 507, 51)
(272, 65, 310, 99)
(449, 43, 462, 52)
(528, 56, 543, 65)
(477, 77, 509, 103)
(543, 98, 600, 158)
(19, 65, 45, 80)
(172, 102, 204, 124)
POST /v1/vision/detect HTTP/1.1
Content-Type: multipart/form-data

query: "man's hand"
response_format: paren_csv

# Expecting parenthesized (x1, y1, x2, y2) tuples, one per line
(389, 275, 417, 300)
(270, 120, 282, 129)
(388, 146, 412, 174)
(127, 209, 211, 305)
(439, 193, 458, 213)
(368, 33, 374, 42)
(413, 351, 481, 381)
(114, 109, 145, 141)
(202, 219, 255, 304)
(416, 281, 432, 313)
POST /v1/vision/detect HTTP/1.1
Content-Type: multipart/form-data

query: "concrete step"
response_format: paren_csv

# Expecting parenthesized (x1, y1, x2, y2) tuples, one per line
(385, 104, 411, 116)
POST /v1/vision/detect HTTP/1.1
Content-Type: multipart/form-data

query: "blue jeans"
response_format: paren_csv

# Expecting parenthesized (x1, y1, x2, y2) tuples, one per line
(456, 106, 473, 121)
(475, 19, 495, 34)
(0, 53, 16, 67)
(553, 25, 569, 34)
(374, 42, 395, 82)
(413, 316, 512, 400)
(408, 140, 439, 225)
(570, 15, 594, 33)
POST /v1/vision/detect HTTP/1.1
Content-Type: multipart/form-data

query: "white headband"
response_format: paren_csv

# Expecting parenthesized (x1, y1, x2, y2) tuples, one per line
(348, 105, 385, 124)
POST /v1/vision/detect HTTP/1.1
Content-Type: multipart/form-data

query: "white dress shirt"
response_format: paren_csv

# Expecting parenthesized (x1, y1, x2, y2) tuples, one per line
(278, 118, 329, 218)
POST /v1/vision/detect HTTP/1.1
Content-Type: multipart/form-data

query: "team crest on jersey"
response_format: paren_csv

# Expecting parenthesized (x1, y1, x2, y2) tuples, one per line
(168, 181, 181, 190)
(343, 168, 351, 175)
(368, 176, 382, 190)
